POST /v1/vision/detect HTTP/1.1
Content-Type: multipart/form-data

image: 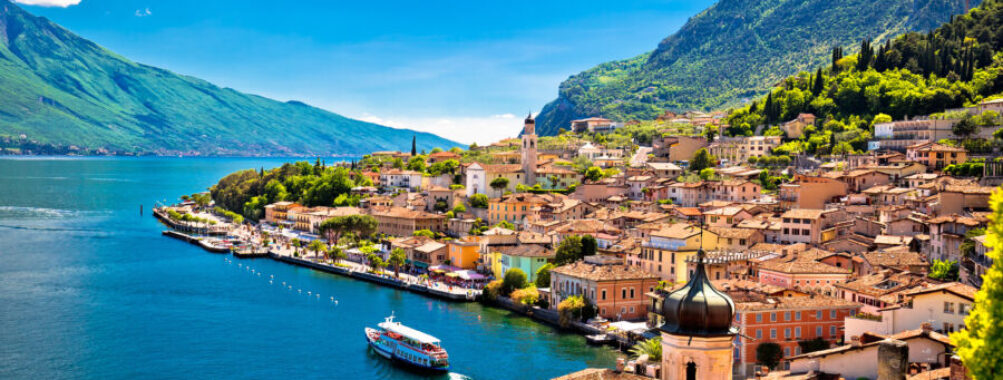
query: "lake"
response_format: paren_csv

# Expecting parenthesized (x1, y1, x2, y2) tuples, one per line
(0, 157, 618, 379)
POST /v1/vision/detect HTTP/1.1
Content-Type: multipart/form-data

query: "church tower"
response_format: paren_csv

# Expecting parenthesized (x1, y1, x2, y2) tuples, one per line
(521, 113, 538, 186)
(659, 244, 737, 380)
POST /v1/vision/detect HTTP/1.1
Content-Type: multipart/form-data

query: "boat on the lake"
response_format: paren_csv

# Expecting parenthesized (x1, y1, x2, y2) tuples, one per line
(365, 314, 449, 372)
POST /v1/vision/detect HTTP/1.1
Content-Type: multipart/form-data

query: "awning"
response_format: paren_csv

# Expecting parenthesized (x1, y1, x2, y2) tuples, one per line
(455, 270, 487, 281)
(445, 273, 460, 278)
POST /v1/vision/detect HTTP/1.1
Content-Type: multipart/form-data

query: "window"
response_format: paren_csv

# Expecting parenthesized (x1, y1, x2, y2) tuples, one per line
(770, 329, 777, 339)
(756, 314, 763, 323)
(944, 302, 955, 314)
(622, 289, 627, 299)
(784, 347, 790, 357)
(795, 311, 801, 320)
(830, 326, 836, 336)
(601, 290, 607, 300)
(831, 310, 837, 319)
(785, 312, 791, 321)
(816, 326, 822, 337)
(630, 288, 635, 299)
(756, 329, 762, 339)
(960, 303, 969, 315)
(816, 310, 823, 320)
(795, 327, 801, 338)
(771, 313, 777, 322)
(785, 328, 791, 339)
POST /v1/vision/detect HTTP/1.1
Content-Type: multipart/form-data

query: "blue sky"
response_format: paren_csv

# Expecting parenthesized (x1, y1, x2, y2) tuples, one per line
(18, 0, 714, 144)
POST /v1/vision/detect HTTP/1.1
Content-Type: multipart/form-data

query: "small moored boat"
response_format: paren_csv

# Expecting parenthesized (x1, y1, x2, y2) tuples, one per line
(365, 314, 449, 372)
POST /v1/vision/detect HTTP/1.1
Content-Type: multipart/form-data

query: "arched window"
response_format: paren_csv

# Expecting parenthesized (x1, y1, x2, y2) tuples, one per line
(686, 361, 697, 380)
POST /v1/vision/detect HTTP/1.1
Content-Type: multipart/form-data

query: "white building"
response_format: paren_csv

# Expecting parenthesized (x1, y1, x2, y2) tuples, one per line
(844, 282, 976, 338)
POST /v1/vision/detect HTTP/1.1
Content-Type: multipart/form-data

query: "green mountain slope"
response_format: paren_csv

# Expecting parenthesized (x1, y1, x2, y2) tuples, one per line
(0, 0, 459, 155)
(535, 0, 979, 136)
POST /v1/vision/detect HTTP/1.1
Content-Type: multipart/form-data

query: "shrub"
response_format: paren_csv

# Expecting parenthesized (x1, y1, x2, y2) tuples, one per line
(502, 268, 528, 295)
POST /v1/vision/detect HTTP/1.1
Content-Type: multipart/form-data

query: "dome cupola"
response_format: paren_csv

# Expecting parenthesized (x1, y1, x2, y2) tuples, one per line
(659, 247, 736, 337)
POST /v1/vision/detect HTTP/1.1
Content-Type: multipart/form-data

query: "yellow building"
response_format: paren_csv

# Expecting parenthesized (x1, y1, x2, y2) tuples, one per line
(447, 238, 481, 269)
(627, 223, 719, 284)
(488, 193, 550, 226)
(485, 249, 504, 279)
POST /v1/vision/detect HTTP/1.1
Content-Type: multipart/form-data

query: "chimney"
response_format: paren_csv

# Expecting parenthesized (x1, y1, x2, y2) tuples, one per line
(950, 355, 970, 380)
(921, 322, 933, 333)
(849, 335, 862, 347)
(878, 339, 909, 380)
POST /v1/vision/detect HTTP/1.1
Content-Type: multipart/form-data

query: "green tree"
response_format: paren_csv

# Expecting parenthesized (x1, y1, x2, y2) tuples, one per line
(328, 246, 346, 263)
(501, 268, 528, 295)
(413, 229, 435, 238)
(469, 193, 489, 208)
(756, 342, 783, 369)
(319, 214, 378, 242)
(953, 189, 1003, 379)
(953, 115, 979, 140)
(929, 259, 959, 281)
(690, 148, 714, 172)
(797, 337, 830, 354)
(629, 338, 663, 361)
(389, 248, 407, 278)
(556, 235, 584, 265)
(510, 285, 540, 306)
(406, 156, 427, 172)
(699, 167, 716, 180)
(584, 166, 604, 182)
(490, 177, 510, 196)
(535, 263, 555, 288)
(307, 240, 328, 260)
(581, 235, 597, 257)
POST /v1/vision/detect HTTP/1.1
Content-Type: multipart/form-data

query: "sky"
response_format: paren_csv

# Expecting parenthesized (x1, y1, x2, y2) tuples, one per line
(17, 0, 715, 144)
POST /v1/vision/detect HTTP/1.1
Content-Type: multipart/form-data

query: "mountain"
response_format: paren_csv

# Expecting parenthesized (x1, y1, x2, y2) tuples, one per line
(0, 0, 459, 156)
(534, 0, 979, 136)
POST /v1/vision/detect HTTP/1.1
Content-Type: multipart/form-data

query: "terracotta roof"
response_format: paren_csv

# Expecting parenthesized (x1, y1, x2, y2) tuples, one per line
(496, 244, 553, 258)
(480, 164, 523, 173)
(789, 328, 951, 361)
(759, 259, 851, 275)
(550, 368, 648, 380)
(735, 295, 860, 312)
(781, 208, 828, 219)
(709, 226, 759, 239)
(903, 282, 977, 301)
(551, 262, 659, 282)
(650, 223, 702, 239)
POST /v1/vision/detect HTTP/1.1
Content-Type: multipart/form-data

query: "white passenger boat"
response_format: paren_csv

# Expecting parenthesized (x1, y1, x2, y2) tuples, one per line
(364, 314, 449, 372)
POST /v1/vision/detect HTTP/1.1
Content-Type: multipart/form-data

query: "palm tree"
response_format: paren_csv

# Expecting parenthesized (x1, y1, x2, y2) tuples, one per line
(629, 338, 662, 361)
(328, 246, 346, 264)
(307, 240, 328, 260)
(389, 248, 407, 278)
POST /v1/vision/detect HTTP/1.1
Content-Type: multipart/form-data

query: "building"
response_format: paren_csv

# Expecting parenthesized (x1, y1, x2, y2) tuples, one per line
(487, 193, 551, 226)
(263, 201, 301, 224)
(758, 258, 852, 293)
(549, 260, 660, 321)
(708, 135, 782, 165)
(497, 244, 554, 283)
(780, 113, 816, 139)
(446, 238, 481, 269)
(657, 250, 736, 380)
(778, 208, 848, 245)
(380, 169, 424, 191)
(779, 175, 848, 209)
(906, 142, 967, 171)
(844, 282, 976, 338)
(570, 117, 621, 134)
(734, 296, 861, 376)
(370, 206, 446, 237)
(631, 223, 719, 283)
(652, 136, 708, 163)
(787, 327, 953, 380)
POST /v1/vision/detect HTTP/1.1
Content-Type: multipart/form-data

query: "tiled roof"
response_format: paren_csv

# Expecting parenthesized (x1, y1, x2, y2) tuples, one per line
(781, 208, 828, 219)
(734, 295, 860, 312)
(551, 262, 659, 282)
(496, 244, 553, 258)
(903, 282, 977, 301)
(759, 259, 851, 274)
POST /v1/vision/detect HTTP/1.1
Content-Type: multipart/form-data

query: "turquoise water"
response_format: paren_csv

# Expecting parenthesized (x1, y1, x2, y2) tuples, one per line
(0, 157, 618, 379)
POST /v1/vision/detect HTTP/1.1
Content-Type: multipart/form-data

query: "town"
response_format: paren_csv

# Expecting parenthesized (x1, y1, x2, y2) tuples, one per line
(156, 97, 1003, 380)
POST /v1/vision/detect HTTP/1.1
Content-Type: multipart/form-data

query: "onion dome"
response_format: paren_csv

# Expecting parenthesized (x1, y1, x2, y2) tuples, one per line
(524, 112, 535, 124)
(660, 248, 736, 337)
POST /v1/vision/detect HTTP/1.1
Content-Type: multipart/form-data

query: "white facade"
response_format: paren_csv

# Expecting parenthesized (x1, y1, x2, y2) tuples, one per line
(788, 337, 947, 380)
(844, 288, 973, 338)
(380, 171, 424, 191)
(465, 163, 486, 197)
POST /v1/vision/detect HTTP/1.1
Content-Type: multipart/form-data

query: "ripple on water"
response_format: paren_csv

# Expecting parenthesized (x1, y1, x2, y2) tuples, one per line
(0, 206, 80, 219)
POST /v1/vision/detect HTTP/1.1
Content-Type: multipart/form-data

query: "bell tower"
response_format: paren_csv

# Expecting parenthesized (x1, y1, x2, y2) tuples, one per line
(659, 240, 737, 380)
(521, 112, 537, 186)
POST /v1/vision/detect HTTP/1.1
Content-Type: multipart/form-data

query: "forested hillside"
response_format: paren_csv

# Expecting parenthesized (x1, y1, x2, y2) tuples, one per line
(727, 0, 1003, 156)
(534, 0, 978, 136)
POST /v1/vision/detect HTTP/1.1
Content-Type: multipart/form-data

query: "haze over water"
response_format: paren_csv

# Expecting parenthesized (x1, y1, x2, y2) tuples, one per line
(0, 157, 618, 379)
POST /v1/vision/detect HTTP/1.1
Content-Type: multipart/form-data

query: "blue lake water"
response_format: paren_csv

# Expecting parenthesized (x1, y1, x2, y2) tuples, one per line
(0, 157, 618, 379)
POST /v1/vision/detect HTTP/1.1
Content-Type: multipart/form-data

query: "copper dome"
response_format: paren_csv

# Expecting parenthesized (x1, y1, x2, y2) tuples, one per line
(659, 249, 736, 337)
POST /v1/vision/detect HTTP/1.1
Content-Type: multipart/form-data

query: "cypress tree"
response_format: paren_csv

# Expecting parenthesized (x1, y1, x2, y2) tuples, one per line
(812, 68, 825, 96)
(411, 136, 417, 156)
(764, 92, 774, 124)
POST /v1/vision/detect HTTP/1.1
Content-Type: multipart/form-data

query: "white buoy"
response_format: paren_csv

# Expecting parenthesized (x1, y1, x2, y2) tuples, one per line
(334, 300, 339, 306)
(330, 297, 334, 301)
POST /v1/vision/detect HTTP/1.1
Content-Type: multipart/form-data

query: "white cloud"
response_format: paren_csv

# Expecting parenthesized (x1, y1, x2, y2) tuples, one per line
(134, 7, 152, 17)
(355, 113, 525, 146)
(13, 0, 81, 7)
